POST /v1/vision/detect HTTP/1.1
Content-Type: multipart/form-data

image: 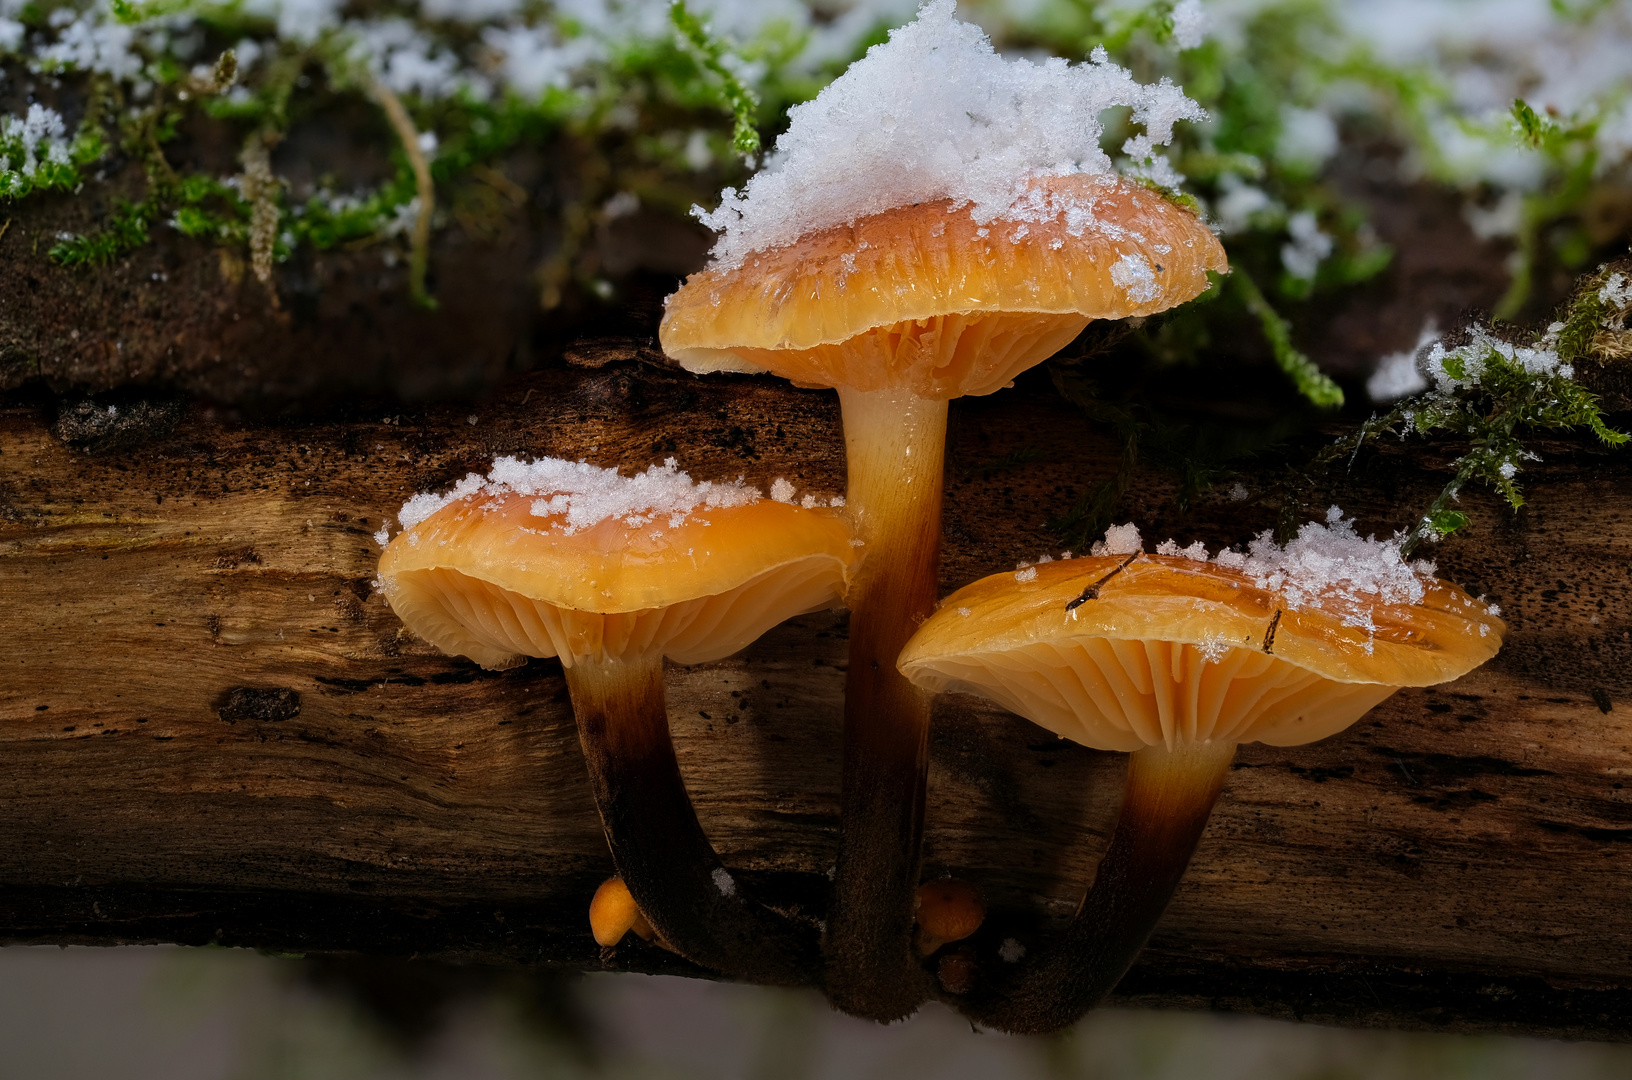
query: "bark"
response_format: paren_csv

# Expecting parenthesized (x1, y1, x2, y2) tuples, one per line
(2, 354, 1630, 1039)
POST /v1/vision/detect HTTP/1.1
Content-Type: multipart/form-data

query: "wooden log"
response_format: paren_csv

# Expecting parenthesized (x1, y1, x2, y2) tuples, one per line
(2, 352, 1630, 1039)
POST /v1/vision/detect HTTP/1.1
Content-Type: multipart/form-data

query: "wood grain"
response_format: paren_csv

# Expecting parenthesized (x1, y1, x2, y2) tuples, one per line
(2, 354, 1630, 1038)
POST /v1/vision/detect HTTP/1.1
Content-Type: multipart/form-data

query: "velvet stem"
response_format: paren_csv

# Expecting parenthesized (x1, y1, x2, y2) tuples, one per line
(823, 385, 949, 1020)
(569, 653, 819, 986)
(968, 740, 1237, 1034)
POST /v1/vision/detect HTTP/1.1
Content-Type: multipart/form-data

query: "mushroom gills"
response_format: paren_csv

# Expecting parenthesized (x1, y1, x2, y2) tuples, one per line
(912, 637, 1396, 752)
(718, 309, 1091, 399)
(385, 556, 848, 668)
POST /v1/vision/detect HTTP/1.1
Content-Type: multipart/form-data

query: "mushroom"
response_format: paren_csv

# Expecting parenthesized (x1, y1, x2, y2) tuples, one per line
(377, 456, 859, 985)
(897, 520, 1505, 1033)
(914, 878, 985, 956)
(590, 877, 655, 947)
(659, 2, 1226, 1019)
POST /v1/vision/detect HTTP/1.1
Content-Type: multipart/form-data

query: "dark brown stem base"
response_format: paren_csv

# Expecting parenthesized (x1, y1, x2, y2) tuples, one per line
(567, 655, 819, 986)
(823, 386, 949, 1022)
(966, 741, 1237, 1035)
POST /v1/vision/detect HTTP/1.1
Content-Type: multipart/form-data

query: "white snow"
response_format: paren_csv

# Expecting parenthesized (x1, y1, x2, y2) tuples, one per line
(1170, 0, 1209, 51)
(692, 0, 1205, 268)
(712, 867, 736, 897)
(1366, 319, 1438, 404)
(1110, 252, 1161, 304)
(398, 456, 763, 534)
(1098, 509, 1458, 635)
(1420, 325, 1571, 395)
(1280, 210, 1332, 281)
(1599, 272, 1632, 324)
(1091, 523, 1143, 557)
(1014, 567, 1039, 582)
(1, 105, 72, 178)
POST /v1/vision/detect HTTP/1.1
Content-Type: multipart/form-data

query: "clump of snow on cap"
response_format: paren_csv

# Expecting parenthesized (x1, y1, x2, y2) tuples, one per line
(693, 0, 1205, 268)
(1213, 508, 1432, 621)
(397, 456, 775, 536)
(1135, 509, 1479, 640)
(1091, 523, 1143, 556)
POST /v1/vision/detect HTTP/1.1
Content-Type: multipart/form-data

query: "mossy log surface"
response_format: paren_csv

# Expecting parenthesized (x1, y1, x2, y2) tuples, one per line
(2, 353, 1630, 1040)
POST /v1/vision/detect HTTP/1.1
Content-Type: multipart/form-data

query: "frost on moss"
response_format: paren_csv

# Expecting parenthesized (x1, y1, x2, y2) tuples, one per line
(1301, 274, 1628, 554)
(2, 0, 900, 303)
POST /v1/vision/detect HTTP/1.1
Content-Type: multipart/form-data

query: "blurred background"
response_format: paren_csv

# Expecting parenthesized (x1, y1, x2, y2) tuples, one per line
(5, 945, 1632, 1080)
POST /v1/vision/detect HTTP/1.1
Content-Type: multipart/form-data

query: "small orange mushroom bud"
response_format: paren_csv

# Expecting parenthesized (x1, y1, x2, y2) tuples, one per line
(915, 879, 985, 956)
(937, 948, 980, 996)
(590, 877, 649, 947)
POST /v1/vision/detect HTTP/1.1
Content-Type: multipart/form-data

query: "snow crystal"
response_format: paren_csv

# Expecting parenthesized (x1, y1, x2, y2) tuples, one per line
(1228, 483, 1249, 502)
(347, 18, 472, 101)
(1091, 523, 1143, 557)
(1599, 272, 1632, 323)
(1015, 567, 1038, 583)
(374, 526, 390, 548)
(693, 0, 1205, 268)
(770, 478, 797, 503)
(1102, 510, 1462, 637)
(396, 455, 767, 535)
(241, 0, 345, 45)
(1421, 326, 1571, 395)
(1156, 538, 1209, 561)
(1212, 177, 1273, 235)
(998, 938, 1026, 963)
(712, 867, 736, 897)
(1170, 0, 1209, 51)
(419, 0, 527, 22)
(1498, 461, 1518, 479)
(481, 22, 603, 99)
(958, 606, 972, 617)
(33, 11, 143, 80)
(1, 105, 71, 178)
(1280, 210, 1333, 281)
(1110, 252, 1161, 304)
(1195, 632, 1230, 663)
(1212, 509, 1435, 632)
(1277, 106, 1338, 170)
(1366, 319, 1439, 404)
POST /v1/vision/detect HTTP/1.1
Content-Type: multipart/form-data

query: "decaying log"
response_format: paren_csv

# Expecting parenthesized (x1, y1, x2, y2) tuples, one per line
(2, 353, 1630, 1040)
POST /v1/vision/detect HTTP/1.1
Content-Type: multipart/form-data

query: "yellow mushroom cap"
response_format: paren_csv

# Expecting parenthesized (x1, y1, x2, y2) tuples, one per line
(378, 458, 859, 670)
(590, 877, 650, 947)
(660, 175, 1226, 401)
(898, 549, 1505, 753)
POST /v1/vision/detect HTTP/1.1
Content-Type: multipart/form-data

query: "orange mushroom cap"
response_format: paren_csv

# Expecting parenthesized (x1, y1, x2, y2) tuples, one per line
(916, 879, 986, 945)
(378, 458, 859, 670)
(661, 174, 1226, 401)
(590, 877, 653, 947)
(898, 549, 1505, 753)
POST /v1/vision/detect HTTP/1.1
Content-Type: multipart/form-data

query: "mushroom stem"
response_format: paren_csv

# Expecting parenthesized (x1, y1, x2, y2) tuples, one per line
(968, 740, 1237, 1035)
(568, 653, 819, 986)
(824, 385, 948, 1020)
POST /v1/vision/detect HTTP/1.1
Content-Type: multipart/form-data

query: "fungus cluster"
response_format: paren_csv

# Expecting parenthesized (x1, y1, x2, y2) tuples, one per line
(375, 0, 1507, 1037)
